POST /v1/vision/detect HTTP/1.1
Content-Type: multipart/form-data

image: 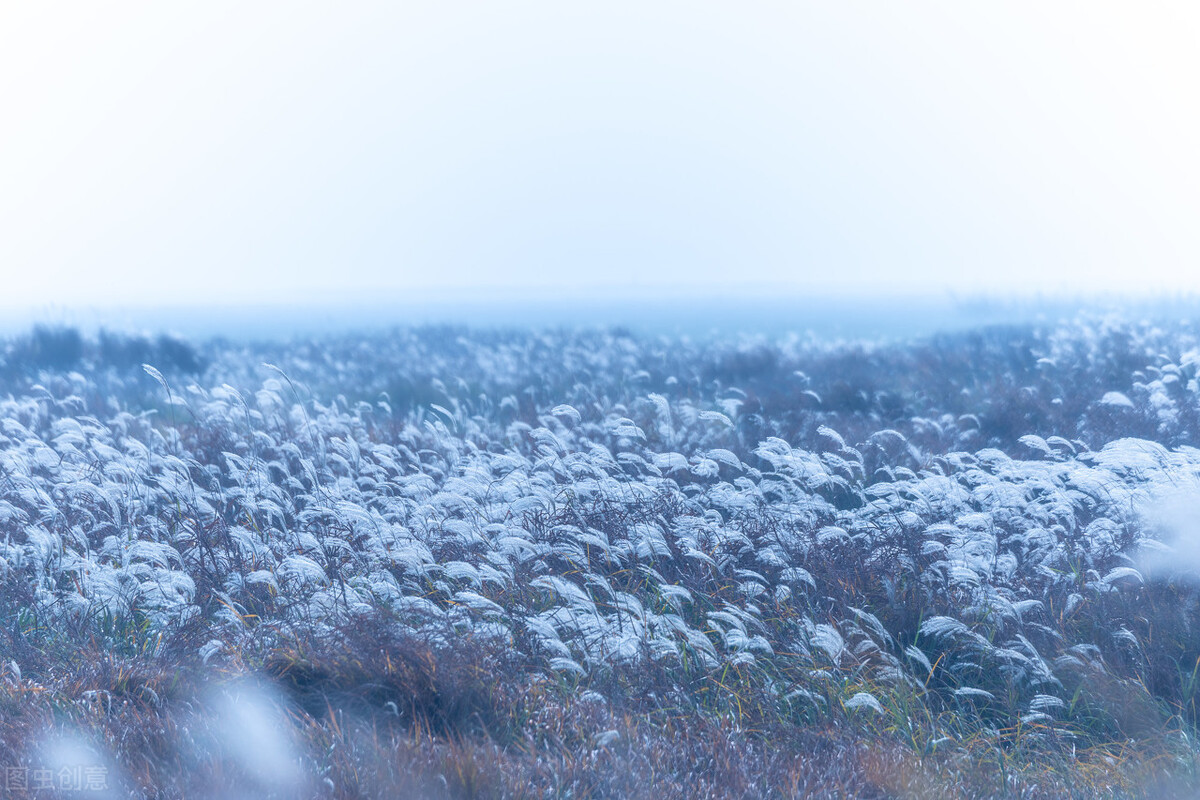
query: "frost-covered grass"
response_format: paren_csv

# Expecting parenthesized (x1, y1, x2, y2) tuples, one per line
(4, 317, 1200, 797)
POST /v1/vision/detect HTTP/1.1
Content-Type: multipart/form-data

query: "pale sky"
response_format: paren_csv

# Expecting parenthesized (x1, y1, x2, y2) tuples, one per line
(2, 2, 1199, 309)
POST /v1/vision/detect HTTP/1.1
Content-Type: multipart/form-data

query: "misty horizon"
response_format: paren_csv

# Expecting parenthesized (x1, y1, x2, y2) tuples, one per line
(7, 287, 1200, 343)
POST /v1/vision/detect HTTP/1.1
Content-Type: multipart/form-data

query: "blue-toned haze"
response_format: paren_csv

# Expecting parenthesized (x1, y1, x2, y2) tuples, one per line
(2, 2, 1199, 330)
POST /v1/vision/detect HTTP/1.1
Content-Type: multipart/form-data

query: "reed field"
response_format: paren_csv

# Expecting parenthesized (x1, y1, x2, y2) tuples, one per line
(3, 317, 1200, 798)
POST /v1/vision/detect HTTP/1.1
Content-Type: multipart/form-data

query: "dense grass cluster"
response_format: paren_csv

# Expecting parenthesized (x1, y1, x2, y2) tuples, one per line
(4, 316, 1200, 798)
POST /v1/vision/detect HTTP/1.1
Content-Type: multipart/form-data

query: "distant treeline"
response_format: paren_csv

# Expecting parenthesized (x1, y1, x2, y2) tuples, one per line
(0, 325, 204, 377)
